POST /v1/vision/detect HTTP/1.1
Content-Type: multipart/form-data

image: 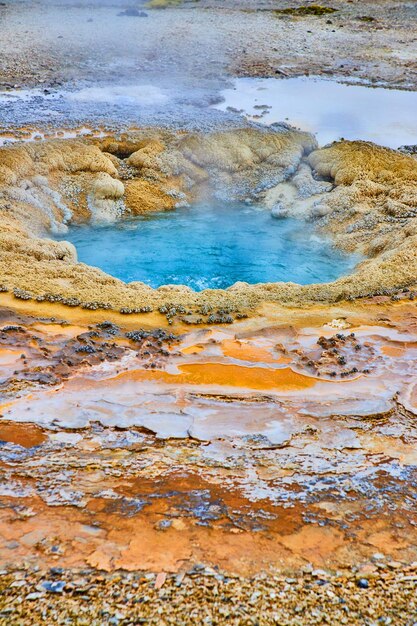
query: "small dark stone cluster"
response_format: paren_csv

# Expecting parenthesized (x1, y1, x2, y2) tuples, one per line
(120, 306, 153, 315)
(96, 321, 120, 335)
(157, 303, 247, 326)
(159, 304, 188, 325)
(13, 288, 32, 301)
(207, 313, 234, 324)
(288, 332, 376, 379)
(338, 286, 416, 302)
(8, 287, 158, 313)
(398, 144, 417, 155)
(1, 325, 25, 333)
(10, 288, 113, 310)
(125, 328, 178, 368)
(125, 328, 177, 343)
(0, 315, 180, 395)
(117, 8, 148, 17)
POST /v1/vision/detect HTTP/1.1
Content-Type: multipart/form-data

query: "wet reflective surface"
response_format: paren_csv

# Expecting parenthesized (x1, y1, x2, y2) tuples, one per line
(216, 77, 417, 148)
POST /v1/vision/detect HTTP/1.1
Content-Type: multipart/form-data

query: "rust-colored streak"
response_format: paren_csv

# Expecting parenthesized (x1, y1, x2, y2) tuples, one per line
(181, 344, 206, 355)
(221, 339, 282, 363)
(380, 345, 406, 357)
(0, 421, 46, 448)
(117, 362, 315, 391)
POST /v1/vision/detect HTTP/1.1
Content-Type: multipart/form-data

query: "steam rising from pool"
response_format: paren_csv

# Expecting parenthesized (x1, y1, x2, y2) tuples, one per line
(59, 202, 359, 290)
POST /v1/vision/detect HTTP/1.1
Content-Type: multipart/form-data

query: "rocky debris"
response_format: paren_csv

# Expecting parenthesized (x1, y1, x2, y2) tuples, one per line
(12, 288, 32, 301)
(275, 5, 337, 17)
(399, 144, 417, 156)
(0, 324, 26, 334)
(158, 303, 237, 326)
(40, 580, 66, 593)
(278, 332, 376, 379)
(356, 15, 377, 23)
(117, 8, 148, 18)
(0, 309, 181, 395)
(125, 328, 177, 343)
(96, 321, 120, 335)
(355, 286, 417, 304)
(0, 566, 416, 625)
(126, 328, 178, 367)
(119, 306, 153, 315)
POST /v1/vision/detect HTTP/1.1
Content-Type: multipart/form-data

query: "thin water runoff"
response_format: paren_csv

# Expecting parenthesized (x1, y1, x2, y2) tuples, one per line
(59, 202, 359, 291)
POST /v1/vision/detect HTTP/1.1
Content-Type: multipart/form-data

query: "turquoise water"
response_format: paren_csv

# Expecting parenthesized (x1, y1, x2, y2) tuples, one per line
(61, 203, 358, 291)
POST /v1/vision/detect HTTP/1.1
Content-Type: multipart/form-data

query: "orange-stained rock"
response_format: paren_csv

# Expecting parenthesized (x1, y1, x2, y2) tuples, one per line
(124, 179, 176, 214)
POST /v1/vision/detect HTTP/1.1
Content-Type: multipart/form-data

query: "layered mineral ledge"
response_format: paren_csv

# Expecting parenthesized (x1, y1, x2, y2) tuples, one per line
(0, 127, 416, 317)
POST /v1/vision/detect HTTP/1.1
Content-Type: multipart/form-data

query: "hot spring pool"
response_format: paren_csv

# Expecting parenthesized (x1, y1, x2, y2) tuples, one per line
(59, 203, 359, 291)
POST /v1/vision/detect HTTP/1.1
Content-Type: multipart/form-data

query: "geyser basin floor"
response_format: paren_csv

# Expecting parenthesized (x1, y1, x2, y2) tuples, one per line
(216, 77, 417, 149)
(1, 300, 417, 579)
(59, 203, 359, 290)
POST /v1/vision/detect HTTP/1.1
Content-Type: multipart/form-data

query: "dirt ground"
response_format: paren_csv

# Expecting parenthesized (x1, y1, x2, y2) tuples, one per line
(0, 0, 416, 92)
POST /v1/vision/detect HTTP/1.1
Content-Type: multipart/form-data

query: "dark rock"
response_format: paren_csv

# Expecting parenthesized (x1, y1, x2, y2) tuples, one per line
(118, 8, 148, 17)
(41, 580, 66, 593)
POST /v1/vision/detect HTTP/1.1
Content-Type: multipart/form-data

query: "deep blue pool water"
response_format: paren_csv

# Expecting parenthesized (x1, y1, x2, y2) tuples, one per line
(60, 203, 359, 291)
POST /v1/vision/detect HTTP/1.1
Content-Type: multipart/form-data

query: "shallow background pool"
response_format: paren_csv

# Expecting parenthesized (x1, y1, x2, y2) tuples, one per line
(60, 203, 359, 290)
(216, 77, 417, 149)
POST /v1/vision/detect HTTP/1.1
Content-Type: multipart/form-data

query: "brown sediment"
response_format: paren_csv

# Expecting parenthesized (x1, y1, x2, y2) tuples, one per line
(380, 345, 406, 357)
(274, 6, 337, 17)
(0, 421, 46, 448)
(0, 496, 344, 573)
(0, 461, 416, 574)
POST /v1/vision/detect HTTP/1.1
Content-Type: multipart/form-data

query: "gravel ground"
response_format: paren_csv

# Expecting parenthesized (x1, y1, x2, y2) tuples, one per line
(1, 0, 416, 130)
(1, 0, 416, 131)
(1, 565, 417, 625)
(0, 1, 416, 93)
